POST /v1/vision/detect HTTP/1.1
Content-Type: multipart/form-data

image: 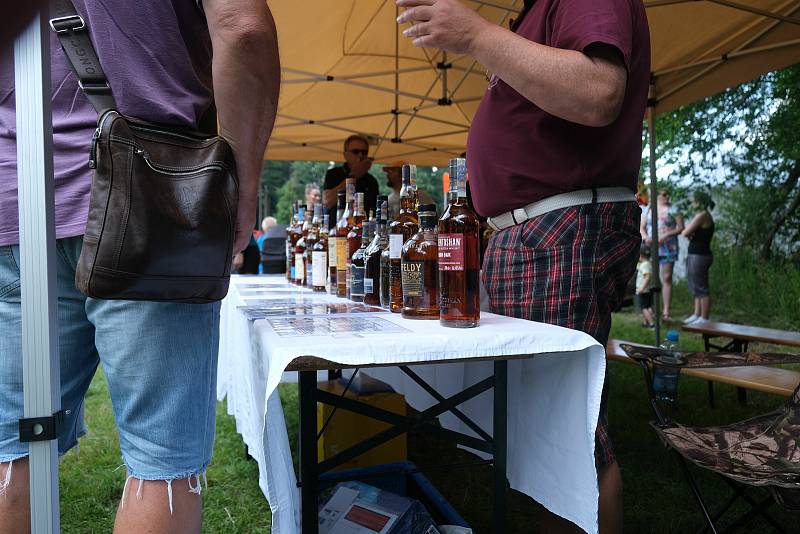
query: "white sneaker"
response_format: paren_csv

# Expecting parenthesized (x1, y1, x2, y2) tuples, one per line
(692, 317, 710, 325)
(683, 315, 699, 324)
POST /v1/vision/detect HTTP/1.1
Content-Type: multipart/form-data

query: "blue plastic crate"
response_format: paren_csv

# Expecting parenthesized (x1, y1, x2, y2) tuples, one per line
(319, 461, 470, 528)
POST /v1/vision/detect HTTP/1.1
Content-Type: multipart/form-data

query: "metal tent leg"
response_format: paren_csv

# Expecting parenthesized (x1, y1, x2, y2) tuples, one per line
(15, 12, 61, 534)
(299, 370, 319, 534)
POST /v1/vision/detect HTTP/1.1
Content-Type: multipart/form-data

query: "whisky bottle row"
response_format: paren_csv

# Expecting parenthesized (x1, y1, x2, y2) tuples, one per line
(283, 158, 480, 327)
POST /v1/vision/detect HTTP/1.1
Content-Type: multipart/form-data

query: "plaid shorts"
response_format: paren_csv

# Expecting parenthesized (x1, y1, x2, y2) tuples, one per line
(482, 201, 641, 467)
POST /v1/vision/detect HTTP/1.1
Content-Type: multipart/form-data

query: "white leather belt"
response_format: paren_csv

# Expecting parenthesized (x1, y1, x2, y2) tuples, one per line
(487, 187, 636, 231)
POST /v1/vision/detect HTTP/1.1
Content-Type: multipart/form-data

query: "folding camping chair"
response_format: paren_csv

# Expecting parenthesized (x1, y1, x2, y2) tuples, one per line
(621, 344, 800, 533)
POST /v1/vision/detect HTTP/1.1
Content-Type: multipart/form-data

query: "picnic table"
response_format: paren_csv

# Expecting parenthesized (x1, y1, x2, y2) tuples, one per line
(682, 321, 800, 352)
(681, 321, 800, 405)
(217, 275, 607, 534)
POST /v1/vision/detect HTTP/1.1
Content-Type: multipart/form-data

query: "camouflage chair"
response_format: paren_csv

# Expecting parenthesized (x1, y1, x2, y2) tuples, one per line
(621, 344, 800, 533)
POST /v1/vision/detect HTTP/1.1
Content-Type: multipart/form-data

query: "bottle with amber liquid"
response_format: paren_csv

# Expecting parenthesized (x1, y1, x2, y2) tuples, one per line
(439, 158, 480, 327)
(350, 220, 372, 302)
(335, 179, 356, 297)
(388, 165, 419, 312)
(328, 190, 345, 294)
(312, 214, 329, 292)
(401, 204, 439, 319)
(294, 206, 309, 286)
(365, 198, 388, 306)
(304, 204, 322, 288)
(346, 192, 366, 299)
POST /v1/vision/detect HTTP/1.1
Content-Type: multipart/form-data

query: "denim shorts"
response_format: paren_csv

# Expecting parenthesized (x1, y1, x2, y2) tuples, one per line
(0, 236, 220, 481)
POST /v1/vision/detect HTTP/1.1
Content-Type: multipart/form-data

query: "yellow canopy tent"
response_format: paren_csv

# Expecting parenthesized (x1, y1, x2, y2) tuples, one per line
(266, 0, 800, 165)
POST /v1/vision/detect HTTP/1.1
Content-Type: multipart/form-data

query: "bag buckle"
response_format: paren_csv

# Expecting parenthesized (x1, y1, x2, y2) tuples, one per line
(79, 81, 111, 94)
(49, 15, 86, 34)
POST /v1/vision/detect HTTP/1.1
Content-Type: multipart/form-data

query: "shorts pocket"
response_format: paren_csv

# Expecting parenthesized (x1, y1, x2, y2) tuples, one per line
(0, 245, 21, 301)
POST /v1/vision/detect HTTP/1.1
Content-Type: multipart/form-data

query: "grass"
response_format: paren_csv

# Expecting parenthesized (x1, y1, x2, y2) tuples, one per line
(57, 275, 799, 532)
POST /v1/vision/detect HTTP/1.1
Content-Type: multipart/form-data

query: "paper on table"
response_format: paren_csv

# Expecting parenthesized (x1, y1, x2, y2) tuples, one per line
(266, 316, 411, 337)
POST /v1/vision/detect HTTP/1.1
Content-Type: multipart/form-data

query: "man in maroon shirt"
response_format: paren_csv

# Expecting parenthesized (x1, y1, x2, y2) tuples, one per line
(398, 0, 650, 532)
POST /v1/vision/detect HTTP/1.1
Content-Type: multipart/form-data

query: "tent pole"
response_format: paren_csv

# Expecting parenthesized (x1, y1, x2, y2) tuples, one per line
(647, 83, 662, 345)
(394, 4, 400, 143)
(14, 12, 61, 534)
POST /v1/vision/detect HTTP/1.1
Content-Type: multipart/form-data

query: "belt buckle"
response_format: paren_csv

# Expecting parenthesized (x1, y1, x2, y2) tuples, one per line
(49, 15, 86, 34)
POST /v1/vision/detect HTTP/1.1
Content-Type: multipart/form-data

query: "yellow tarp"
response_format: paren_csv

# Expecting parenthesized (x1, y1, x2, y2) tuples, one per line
(267, 0, 800, 165)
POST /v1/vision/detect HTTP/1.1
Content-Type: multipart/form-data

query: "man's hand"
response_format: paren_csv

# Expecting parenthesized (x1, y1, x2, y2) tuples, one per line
(396, 0, 488, 54)
(205, 0, 280, 254)
(349, 157, 373, 179)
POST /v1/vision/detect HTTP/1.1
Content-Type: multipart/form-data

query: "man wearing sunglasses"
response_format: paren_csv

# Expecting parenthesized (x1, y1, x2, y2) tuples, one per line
(322, 134, 379, 226)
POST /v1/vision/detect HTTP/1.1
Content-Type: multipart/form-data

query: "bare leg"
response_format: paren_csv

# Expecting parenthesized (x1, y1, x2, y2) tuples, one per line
(538, 461, 623, 534)
(0, 458, 31, 534)
(114, 476, 203, 534)
(693, 298, 701, 317)
(660, 263, 674, 319)
(699, 296, 710, 320)
(643, 308, 654, 326)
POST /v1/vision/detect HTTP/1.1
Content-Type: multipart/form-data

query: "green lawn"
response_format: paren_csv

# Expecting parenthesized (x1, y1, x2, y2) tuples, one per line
(58, 280, 799, 532)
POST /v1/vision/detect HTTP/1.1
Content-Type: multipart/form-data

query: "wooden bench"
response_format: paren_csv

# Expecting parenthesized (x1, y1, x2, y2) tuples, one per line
(606, 339, 800, 399)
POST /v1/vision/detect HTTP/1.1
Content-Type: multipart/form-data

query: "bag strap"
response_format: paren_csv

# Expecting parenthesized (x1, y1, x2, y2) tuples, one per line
(49, 0, 117, 115)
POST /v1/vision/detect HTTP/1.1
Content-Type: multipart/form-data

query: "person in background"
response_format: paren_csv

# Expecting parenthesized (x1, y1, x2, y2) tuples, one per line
(384, 160, 433, 218)
(682, 191, 715, 325)
(396, 1, 650, 532)
(258, 216, 287, 274)
(0, 1, 279, 532)
(305, 182, 321, 210)
(641, 189, 684, 321)
(322, 135, 379, 225)
(636, 246, 654, 328)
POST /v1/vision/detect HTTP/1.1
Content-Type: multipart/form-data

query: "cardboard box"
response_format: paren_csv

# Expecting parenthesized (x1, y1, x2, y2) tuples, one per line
(317, 376, 407, 470)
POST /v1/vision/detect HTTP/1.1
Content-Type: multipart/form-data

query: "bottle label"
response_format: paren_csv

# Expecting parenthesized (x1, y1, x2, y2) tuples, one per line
(389, 234, 403, 259)
(401, 261, 424, 297)
(336, 237, 348, 271)
(294, 253, 304, 282)
(312, 252, 327, 286)
(350, 265, 365, 296)
(364, 277, 374, 294)
(438, 233, 464, 271)
(328, 238, 338, 267)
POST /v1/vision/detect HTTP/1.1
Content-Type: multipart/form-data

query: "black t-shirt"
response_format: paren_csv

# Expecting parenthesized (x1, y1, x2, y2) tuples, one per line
(323, 164, 380, 226)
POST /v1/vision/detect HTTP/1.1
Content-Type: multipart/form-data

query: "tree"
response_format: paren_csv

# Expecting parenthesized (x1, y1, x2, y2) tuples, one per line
(274, 161, 329, 224)
(647, 65, 800, 259)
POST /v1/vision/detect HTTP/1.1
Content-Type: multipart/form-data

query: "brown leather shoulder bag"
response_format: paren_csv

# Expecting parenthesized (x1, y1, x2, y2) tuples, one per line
(51, 1, 238, 303)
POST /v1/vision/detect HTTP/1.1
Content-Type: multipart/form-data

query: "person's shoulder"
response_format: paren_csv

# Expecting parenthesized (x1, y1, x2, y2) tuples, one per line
(325, 166, 346, 178)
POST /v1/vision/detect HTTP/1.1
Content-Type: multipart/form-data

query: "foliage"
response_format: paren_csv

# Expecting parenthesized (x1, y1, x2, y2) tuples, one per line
(259, 160, 291, 219)
(645, 65, 800, 260)
(273, 161, 329, 224)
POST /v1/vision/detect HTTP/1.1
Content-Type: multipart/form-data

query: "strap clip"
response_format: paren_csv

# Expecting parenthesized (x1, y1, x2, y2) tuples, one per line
(19, 411, 66, 443)
(79, 81, 112, 94)
(49, 15, 86, 34)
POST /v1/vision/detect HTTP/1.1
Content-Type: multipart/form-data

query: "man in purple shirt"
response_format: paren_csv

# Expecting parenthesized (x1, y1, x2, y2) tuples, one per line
(0, 1, 279, 533)
(398, 0, 649, 532)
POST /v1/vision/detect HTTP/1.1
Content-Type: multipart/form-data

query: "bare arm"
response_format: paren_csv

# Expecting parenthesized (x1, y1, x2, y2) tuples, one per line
(682, 213, 704, 238)
(396, 0, 627, 127)
(323, 181, 346, 210)
(204, 0, 280, 253)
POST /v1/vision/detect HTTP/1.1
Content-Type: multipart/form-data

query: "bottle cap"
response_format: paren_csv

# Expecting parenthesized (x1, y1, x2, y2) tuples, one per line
(666, 330, 679, 342)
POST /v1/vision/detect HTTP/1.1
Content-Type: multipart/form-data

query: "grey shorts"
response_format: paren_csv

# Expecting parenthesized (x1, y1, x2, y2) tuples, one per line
(687, 253, 713, 297)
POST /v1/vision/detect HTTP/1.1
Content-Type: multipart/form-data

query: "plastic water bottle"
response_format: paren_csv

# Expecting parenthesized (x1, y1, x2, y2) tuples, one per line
(653, 330, 681, 401)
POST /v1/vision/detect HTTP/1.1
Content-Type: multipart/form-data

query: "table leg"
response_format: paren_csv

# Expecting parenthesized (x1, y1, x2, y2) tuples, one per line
(731, 339, 748, 405)
(493, 360, 508, 533)
(299, 370, 319, 534)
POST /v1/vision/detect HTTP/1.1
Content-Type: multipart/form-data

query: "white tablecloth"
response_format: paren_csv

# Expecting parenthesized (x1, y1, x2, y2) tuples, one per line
(217, 275, 606, 534)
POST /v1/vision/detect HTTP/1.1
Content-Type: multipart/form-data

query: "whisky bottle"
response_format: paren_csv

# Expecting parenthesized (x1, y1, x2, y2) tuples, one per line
(388, 165, 419, 312)
(328, 190, 345, 294)
(304, 203, 322, 288)
(364, 197, 388, 305)
(313, 214, 329, 292)
(401, 204, 439, 319)
(294, 205, 308, 286)
(346, 192, 366, 299)
(335, 179, 356, 297)
(439, 158, 480, 327)
(350, 220, 372, 302)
